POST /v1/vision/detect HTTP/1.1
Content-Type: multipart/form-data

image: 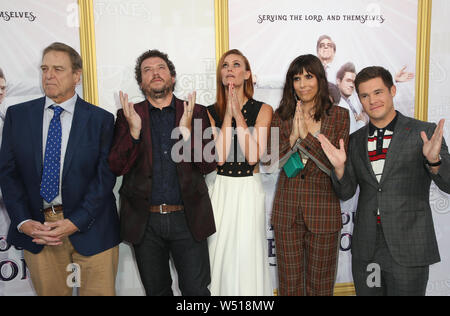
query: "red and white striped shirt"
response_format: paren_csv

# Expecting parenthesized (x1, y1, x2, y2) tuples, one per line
(367, 113, 398, 220)
(368, 114, 398, 182)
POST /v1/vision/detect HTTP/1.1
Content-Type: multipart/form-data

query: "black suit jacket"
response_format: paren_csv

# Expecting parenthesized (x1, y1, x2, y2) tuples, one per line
(108, 96, 216, 244)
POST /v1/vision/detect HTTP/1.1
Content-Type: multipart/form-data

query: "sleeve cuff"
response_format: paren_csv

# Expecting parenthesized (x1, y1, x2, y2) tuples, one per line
(67, 210, 95, 233)
(17, 219, 31, 233)
(131, 133, 142, 144)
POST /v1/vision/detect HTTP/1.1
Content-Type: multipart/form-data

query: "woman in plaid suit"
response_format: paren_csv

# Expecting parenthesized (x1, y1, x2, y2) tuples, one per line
(270, 54, 350, 295)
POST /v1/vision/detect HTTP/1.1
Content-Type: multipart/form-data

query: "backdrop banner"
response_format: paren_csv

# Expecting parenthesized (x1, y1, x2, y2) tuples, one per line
(427, 0, 450, 296)
(0, 0, 81, 296)
(93, 0, 217, 296)
(1, 0, 449, 297)
(229, 0, 419, 289)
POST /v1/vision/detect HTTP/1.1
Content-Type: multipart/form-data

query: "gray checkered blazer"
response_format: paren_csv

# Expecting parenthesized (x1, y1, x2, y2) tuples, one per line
(332, 112, 450, 267)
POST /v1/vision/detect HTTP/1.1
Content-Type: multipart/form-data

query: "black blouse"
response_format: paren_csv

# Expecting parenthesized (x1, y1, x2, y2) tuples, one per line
(207, 99, 263, 177)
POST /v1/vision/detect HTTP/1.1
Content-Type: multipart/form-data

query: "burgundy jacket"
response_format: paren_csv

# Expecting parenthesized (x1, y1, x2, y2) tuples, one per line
(108, 97, 216, 244)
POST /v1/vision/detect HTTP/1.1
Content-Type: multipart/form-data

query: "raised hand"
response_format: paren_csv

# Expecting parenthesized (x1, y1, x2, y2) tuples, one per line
(395, 66, 415, 83)
(318, 134, 347, 179)
(120, 91, 141, 140)
(421, 119, 445, 164)
(179, 91, 196, 141)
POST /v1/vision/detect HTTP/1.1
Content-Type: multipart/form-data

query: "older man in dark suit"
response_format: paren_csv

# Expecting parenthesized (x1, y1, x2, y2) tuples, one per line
(319, 66, 450, 296)
(108, 49, 216, 296)
(0, 43, 120, 296)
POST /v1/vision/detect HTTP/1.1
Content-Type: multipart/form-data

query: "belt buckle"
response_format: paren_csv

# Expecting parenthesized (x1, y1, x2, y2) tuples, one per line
(159, 203, 168, 215)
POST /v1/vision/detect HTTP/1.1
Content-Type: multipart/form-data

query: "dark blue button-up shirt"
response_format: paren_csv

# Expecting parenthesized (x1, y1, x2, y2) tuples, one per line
(149, 97, 183, 206)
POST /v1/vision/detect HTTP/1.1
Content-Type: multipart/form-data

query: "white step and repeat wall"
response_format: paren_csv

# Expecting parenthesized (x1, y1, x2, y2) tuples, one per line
(92, 0, 217, 296)
(427, 0, 450, 296)
(0, 0, 82, 296)
(0, 0, 449, 296)
(228, 0, 419, 288)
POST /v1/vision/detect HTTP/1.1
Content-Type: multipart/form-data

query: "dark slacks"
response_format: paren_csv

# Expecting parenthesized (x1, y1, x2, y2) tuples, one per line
(133, 211, 211, 296)
(352, 224, 429, 296)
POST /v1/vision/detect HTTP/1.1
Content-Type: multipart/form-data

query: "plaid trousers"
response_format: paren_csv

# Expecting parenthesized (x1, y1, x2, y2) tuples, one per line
(274, 213, 340, 296)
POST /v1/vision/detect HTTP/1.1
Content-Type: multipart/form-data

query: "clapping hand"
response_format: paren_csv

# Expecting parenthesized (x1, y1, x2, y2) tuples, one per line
(179, 91, 196, 141)
(120, 91, 142, 140)
(318, 134, 347, 179)
(421, 119, 445, 168)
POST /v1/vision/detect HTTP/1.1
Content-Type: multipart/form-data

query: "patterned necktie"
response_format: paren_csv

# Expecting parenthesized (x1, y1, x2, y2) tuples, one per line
(40, 105, 64, 203)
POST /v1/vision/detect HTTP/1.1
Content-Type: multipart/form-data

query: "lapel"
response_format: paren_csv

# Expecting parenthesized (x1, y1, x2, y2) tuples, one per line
(136, 99, 153, 170)
(174, 97, 189, 170)
(379, 112, 411, 185)
(29, 97, 46, 178)
(320, 109, 336, 142)
(62, 96, 91, 180)
(174, 97, 184, 127)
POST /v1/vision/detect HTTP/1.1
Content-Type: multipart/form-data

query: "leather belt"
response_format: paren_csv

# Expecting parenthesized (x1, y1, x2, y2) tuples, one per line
(149, 204, 184, 214)
(43, 205, 64, 215)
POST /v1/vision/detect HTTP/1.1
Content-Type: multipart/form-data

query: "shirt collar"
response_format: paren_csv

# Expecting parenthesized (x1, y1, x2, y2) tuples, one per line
(148, 96, 176, 111)
(44, 93, 78, 114)
(369, 111, 398, 135)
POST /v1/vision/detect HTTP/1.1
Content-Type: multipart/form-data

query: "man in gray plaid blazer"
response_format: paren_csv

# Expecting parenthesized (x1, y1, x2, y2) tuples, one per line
(318, 66, 450, 296)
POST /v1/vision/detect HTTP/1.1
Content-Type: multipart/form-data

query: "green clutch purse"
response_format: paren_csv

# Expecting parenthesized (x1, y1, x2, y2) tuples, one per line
(283, 152, 304, 178)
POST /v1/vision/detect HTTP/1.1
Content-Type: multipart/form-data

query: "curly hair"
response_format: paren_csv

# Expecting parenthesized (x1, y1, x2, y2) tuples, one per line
(134, 49, 176, 90)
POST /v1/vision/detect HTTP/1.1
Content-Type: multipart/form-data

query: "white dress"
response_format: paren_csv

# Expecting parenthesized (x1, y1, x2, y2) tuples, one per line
(206, 100, 273, 296)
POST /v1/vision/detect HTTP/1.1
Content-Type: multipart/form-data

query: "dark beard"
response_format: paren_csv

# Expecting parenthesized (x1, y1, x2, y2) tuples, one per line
(141, 81, 174, 100)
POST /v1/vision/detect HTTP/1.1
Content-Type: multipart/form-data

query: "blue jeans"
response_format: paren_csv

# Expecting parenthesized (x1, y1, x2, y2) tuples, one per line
(133, 211, 211, 296)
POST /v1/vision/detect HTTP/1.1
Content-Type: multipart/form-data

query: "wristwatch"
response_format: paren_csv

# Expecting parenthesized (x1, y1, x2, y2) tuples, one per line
(426, 155, 442, 167)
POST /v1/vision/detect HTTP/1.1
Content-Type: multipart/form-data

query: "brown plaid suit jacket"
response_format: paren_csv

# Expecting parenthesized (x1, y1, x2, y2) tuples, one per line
(269, 105, 350, 233)
(108, 97, 217, 244)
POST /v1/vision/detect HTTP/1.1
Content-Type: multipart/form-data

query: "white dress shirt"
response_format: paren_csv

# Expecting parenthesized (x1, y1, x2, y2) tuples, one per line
(17, 93, 77, 231)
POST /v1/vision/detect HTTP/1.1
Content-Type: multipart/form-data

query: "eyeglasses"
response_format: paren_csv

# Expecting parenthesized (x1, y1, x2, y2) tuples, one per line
(319, 43, 334, 49)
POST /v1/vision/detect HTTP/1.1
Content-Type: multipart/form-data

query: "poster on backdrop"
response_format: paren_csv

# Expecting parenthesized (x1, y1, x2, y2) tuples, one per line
(94, 0, 217, 117)
(0, 0, 81, 296)
(229, 0, 418, 286)
(426, 0, 450, 296)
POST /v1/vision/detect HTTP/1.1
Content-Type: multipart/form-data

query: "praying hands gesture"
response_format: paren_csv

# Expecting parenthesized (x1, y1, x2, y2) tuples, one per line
(290, 101, 309, 147)
(225, 83, 243, 120)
